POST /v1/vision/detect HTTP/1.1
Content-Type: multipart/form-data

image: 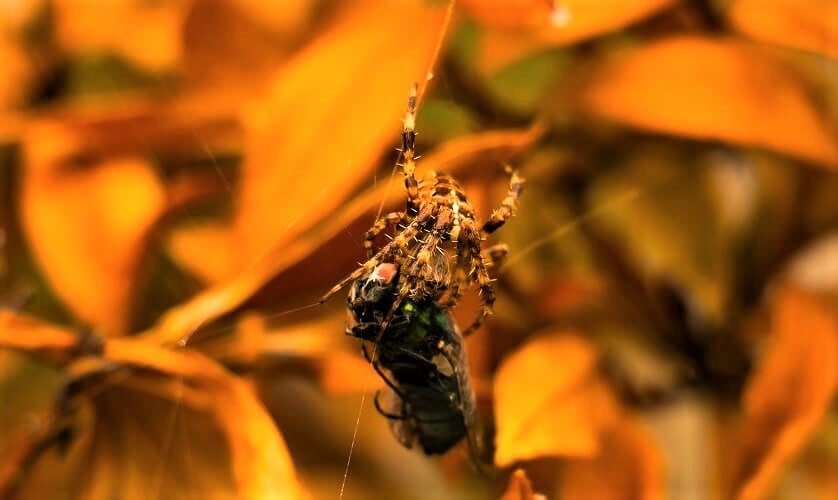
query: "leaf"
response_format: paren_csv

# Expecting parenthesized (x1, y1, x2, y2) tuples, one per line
(559, 415, 664, 500)
(147, 123, 542, 344)
(181, 0, 300, 93)
(235, 0, 450, 266)
(0, 34, 32, 110)
(20, 147, 166, 334)
(199, 311, 384, 393)
(53, 0, 192, 72)
(501, 468, 546, 500)
(110, 340, 305, 499)
(460, 0, 672, 37)
(728, 0, 838, 59)
(165, 221, 237, 285)
(731, 286, 838, 500)
(586, 145, 734, 324)
(462, 0, 674, 82)
(493, 333, 620, 466)
(0, 310, 79, 361)
(579, 36, 838, 168)
(0, 313, 305, 499)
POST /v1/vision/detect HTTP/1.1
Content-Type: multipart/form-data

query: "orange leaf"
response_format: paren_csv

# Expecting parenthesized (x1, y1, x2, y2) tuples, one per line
(0, 34, 32, 110)
(22, 339, 306, 499)
(0, 316, 304, 499)
(468, 0, 674, 75)
(560, 415, 665, 500)
(579, 36, 838, 168)
(501, 468, 546, 500)
(731, 286, 838, 500)
(235, 0, 450, 266)
(0, 310, 79, 360)
(459, 0, 556, 29)
(493, 333, 620, 466)
(181, 0, 300, 94)
(729, 0, 838, 59)
(20, 141, 166, 334)
(106, 339, 305, 499)
(319, 351, 385, 394)
(165, 221, 237, 285)
(54, 0, 191, 71)
(463, 0, 673, 60)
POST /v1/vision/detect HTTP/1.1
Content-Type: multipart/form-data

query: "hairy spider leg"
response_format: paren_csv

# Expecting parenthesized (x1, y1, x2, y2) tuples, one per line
(320, 204, 436, 303)
(400, 83, 420, 216)
(373, 204, 451, 342)
(459, 218, 496, 337)
(482, 243, 508, 270)
(364, 211, 408, 259)
(481, 167, 525, 236)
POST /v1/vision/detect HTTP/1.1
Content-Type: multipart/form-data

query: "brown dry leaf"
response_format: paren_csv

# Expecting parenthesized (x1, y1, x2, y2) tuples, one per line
(54, 0, 192, 72)
(62, 339, 306, 498)
(501, 468, 546, 500)
(559, 415, 664, 500)
(731, 285, 838, 500)
(579, 36, 838, 168)
(493, 333, 620, 466)
(20, 146, 166, 334)
(728, 0, 838, 59)
(235, 0, 450, 267)
(148, 123, 541, 344)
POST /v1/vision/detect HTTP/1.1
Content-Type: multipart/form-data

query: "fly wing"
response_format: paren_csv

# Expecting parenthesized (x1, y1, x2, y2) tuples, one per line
(380, 386, 417, 450)
(444, 321, 490, 466)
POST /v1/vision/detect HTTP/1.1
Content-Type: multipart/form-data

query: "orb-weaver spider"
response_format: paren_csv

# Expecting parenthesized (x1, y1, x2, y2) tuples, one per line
(321, 83, 524, 339)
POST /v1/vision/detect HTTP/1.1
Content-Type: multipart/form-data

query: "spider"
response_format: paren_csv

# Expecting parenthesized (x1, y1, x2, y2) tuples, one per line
(321, 83, 524, 338)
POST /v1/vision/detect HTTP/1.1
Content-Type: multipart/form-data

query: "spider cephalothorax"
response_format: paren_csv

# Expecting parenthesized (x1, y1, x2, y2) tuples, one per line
(322, 84, 524, 337)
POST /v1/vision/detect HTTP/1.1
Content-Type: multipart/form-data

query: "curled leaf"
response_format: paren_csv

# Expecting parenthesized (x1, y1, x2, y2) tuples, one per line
(731, 286, 838, 500)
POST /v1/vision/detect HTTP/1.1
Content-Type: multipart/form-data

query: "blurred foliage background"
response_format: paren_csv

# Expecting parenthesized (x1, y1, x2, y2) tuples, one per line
(0, 1, 836, 499)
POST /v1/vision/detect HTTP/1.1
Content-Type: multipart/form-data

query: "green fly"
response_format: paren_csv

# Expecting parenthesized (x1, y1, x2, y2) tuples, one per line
(346, 262, 484, 457)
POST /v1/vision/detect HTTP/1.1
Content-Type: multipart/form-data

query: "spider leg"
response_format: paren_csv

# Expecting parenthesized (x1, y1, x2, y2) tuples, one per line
(320, 206, 434, 303)
(460, 219, 495, 337)
(364, 211, 407, 258)
(482, 243, 508, 271)
(481, 166, 525, 236)
(442, 245, 467, 308)
(399, 83, 420, 216)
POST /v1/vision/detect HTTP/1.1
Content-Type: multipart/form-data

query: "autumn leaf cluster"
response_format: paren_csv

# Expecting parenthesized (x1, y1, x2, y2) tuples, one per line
(0, 1, 836, 499)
